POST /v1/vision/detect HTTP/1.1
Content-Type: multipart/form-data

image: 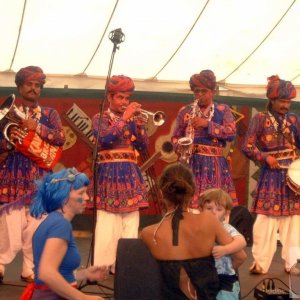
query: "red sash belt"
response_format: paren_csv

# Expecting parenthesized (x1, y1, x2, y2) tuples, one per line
(266, 149, 296, 160)
(97, 148, 137, 164)
(193, 144, 223, 156)
(21, 282, 77, 300)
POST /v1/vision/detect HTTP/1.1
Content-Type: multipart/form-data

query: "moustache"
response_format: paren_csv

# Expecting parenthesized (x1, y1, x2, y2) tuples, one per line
(28, 90, 38, 95)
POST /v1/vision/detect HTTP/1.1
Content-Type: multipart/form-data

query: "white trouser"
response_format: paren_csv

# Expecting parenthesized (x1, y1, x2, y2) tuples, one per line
(93, 210, 139, 270)
(252, 214, 300, 272)
(0, 206, 44, 277)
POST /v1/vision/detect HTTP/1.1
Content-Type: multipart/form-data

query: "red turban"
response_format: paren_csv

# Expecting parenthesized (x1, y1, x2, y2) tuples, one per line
(107, 75, 135, 94)
(189, 70, 216, 91)
(15, 66, 46, 87)
(266, 75, 296, 100)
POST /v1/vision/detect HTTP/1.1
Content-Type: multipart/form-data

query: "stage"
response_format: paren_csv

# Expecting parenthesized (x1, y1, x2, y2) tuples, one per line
(0, 236, 296, 299)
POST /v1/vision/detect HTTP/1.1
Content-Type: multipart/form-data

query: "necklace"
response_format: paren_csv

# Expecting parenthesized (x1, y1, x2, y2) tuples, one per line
(267, 111, 295, 145)
(152, 208, 176, 245)
(20, 105, 41, 122)
(267, 111, 287, 132)
(199, 104, 214, 121)
(107, 108, 122, 122)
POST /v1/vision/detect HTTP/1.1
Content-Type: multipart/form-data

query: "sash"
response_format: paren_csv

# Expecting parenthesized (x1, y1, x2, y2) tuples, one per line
(193, 144, 223, 156)
(16, 130, 62, 170)
(20, 282, 77, 300)
(97, 148, 137, 164)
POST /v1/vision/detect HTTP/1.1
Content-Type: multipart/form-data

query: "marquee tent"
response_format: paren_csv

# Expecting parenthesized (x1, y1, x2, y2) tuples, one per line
(1, 0, 300, 98)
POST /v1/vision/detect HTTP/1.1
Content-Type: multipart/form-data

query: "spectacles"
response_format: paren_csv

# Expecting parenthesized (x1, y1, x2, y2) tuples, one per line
(50, 167, 80, 184)
(193, 88, 210, 94)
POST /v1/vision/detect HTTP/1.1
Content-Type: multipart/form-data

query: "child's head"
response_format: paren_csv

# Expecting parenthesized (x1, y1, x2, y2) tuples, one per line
(199, 188, 233, 221)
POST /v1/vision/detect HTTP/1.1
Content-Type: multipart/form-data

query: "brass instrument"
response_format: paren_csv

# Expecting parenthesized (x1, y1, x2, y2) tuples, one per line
(0, 94, 28, 145)
(122, 105, 165, 127)
(140, 141, 174, 172)
(0, 94, 63, 170)
(177, 99, 199, 164)
(135, 109, 165, 127)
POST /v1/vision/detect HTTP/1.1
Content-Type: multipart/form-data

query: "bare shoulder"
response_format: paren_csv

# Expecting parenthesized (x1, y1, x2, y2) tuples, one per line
(141, 224, 156, 241)
(190, 211, 219, 230)
(192, 211, 216, 223)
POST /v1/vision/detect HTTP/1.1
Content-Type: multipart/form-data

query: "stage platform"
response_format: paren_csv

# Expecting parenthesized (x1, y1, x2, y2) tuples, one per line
(0, 236, 297, 299)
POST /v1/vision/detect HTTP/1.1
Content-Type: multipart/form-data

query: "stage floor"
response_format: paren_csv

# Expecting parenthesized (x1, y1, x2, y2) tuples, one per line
(0, 237, 297, 299)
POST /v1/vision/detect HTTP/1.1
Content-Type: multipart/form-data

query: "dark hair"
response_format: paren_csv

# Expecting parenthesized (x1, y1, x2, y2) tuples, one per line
(266, 100, 272, 111)
(158, 163, 195, 207)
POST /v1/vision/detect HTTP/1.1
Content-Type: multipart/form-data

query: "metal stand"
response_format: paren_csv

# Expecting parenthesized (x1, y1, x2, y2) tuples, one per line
(78, 28, 125, 297)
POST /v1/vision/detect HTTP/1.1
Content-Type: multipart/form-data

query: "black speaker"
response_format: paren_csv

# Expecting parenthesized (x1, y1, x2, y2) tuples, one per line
(229, 205, 254, 246)
(115, 238, 163, 300)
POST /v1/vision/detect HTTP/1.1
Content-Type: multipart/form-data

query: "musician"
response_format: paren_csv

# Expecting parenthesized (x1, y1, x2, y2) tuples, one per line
(242, 75, 300, 274)
(171, 69, 238, 208)
(0, 66, 65, 283)
(89, 75, 149, 274)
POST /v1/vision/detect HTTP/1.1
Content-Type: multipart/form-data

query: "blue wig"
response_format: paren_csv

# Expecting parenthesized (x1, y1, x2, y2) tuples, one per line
(30, 168, 90, 218)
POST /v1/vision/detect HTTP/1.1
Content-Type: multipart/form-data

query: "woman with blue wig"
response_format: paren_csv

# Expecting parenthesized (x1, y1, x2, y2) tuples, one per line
(21, 168, 108, 300)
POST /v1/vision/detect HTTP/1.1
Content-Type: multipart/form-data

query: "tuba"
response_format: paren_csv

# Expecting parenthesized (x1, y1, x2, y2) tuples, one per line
(0, 94, 63, 170)
(0, 94, 28, 144)
(177, 99, 199, 164)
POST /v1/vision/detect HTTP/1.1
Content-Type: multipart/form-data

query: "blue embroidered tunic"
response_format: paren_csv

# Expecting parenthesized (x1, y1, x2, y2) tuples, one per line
(172, 102, 237, 207)
(0, 105, 65, 204)
(242, 111, 300, 216)
(88, 109, 149, 213)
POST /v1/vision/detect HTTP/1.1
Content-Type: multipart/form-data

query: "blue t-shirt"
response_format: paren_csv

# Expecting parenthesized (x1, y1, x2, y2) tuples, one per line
(215, 223, 241, 276)
(33, 211, 81, 285)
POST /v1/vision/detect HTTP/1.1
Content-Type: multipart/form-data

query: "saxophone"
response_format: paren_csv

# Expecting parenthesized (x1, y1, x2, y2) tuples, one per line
(177, 99, 199, 164)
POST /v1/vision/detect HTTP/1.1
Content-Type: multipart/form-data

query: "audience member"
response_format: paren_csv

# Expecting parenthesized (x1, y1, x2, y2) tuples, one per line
(199, 188, 247, 299)
(21, 168, 108, 300)
(141, 163, 234, 300)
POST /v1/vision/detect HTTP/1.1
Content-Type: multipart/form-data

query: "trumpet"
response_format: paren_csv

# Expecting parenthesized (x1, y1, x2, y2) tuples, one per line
(137, 109, 165, 127)
(122, 105, 166, 127)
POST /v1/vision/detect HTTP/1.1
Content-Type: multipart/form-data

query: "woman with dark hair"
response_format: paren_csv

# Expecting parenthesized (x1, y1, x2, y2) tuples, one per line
(141, 163, 234, 300)
(21, 168, 108, 300)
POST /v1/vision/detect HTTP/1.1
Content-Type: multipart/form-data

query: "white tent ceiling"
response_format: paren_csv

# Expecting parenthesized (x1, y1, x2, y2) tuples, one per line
(1, 0, 300, 98)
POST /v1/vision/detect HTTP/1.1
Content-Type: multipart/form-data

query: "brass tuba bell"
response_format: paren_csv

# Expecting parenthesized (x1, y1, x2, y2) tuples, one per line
(0, 94, 27, 144)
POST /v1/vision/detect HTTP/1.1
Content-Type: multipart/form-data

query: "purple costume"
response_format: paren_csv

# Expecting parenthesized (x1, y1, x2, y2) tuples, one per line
(88, 109, 149, 213)
(172, 102, 238, 207)
(0, 105, 65, 205)
(242, 110, 300, 216)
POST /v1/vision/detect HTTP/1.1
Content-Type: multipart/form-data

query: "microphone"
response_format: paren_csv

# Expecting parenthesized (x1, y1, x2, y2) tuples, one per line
(109, 28, 125, 45)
